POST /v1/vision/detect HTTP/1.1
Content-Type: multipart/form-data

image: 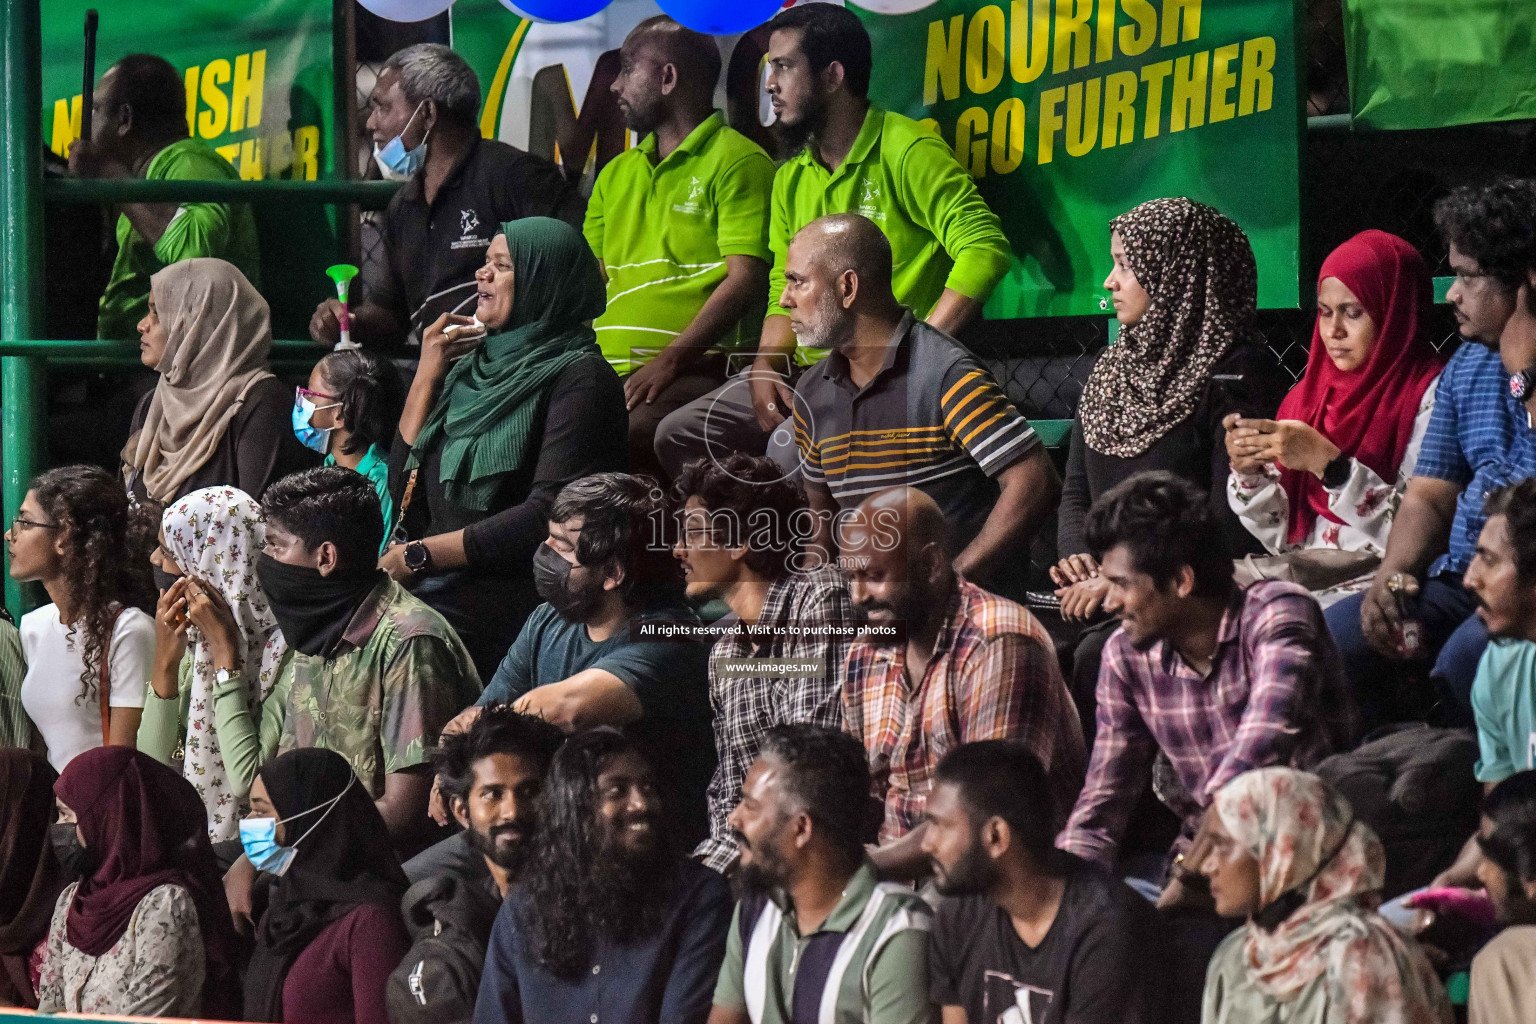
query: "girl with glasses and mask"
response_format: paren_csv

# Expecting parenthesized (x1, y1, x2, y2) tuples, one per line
(294, 349, 406, 557)
(243, 747, 410, 1024)
(37, 746, 238, 1018)
(8, 466, 158, 773)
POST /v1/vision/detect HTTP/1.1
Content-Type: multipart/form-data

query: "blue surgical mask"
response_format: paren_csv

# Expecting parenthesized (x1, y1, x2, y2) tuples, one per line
(292, 392, 340, 454)
(239, 776, 353, 876)
(373, 101, 430, 181)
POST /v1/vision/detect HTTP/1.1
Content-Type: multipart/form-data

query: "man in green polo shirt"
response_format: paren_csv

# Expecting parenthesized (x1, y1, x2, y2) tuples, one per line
(69, 54, 260, 341)
(586, 16, 774, 480)
(655, 3, 1010, 481)
(710, 724, 933, 1024)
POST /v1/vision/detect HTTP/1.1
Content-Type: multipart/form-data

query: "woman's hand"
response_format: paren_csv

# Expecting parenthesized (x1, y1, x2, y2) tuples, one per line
(1056, 575, 1110, 622)
(152, 578, 192, 696)
(379, 543, 411, 582)
(419, 312, 486, 381)
(1234, 417, 1342, 479)
(183, 579, 243, 671)
(1049, 552, 1100, 587)
(1223, 412, 1271, 475)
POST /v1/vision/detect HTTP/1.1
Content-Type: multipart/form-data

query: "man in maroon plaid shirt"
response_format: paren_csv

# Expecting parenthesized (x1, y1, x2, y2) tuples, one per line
(1056, 471, 1358, 904)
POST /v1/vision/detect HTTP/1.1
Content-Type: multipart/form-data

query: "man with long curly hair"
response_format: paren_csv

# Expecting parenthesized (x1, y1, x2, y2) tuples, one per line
(472, 729, 732, 1024)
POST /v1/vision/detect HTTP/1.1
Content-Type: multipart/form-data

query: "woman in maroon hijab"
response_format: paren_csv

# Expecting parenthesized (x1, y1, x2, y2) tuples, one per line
(1224, 229, 1445, 604)
(35, 745, 239, 1018)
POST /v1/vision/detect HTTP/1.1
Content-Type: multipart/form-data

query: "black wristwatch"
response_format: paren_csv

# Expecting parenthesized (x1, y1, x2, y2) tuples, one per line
(1321, 452, 1352, 489)
(403, 540, 432, 574)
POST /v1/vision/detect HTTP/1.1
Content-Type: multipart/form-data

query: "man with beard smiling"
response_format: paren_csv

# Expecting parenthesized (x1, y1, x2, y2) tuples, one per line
(389, 705, 564, 1024)
(923, 741, 1166, 1024)
(1468, 772, 1536, 1023)
(841, 486, 1084, 883)
(1057, 472, 1357, 901)
(585, 16, 774, 480)
(440, 472, 714, 846)
(709, 724, 933, 1024)
(654, 1, 1010, 480)
(474, 729, 732, 1024)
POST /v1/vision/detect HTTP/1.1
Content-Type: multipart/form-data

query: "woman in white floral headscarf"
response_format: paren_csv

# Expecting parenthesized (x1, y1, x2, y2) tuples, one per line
(1199, 767, 1451, 1024)
(137, 487, 286, 840)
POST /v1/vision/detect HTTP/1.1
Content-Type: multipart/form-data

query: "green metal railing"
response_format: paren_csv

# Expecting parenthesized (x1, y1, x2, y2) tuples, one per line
(0, 0, 404, 615)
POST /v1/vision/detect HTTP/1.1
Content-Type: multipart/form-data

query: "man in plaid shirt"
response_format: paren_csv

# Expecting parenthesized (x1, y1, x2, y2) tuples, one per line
(673, 453, 857, 874)
(841, 487, 1086, 882)
(1057, 472, 1358, 892)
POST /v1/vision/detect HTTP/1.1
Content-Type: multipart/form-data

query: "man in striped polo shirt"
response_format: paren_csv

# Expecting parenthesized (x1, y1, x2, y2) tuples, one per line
(710, 724, 933, 1024)
(785, 214, 1058, 596)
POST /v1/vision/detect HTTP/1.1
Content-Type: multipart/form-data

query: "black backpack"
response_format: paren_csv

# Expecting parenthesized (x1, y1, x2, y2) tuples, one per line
(385, 873, 502, 1024)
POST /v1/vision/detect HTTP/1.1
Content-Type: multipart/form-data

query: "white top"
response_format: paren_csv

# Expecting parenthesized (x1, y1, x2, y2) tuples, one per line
(1228, 376, 1440, 557)
(20, 604, 153, 773)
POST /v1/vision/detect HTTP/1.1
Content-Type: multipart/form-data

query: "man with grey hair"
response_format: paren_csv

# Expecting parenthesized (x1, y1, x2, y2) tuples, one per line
(785, 213, 1060, 598)
(311, 43, 582, 353)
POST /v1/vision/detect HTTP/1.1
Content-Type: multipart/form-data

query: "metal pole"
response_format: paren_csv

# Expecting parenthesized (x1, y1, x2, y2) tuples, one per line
(1, 0, 45, 617)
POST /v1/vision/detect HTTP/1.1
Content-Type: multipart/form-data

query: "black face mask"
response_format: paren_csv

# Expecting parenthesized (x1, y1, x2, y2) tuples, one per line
(532, 544, 605, 623)
(152, 564, 181, 594)
(50, 822, 91, 879)
(255, 553, 383, 657)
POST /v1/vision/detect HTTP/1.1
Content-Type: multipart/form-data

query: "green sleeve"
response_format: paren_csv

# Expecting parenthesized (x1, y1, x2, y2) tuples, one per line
(895, 134, 1010, 305)
(137, 658, 191, 766)
(584, 165, 608, 265)
(711, 902, 748, 1010)
(1472, 647, 1514, 784)
(864, 928, 935, 1024)
(213, 666, 290, 801)
(764, 164, 793, 320)
(713, 151, 775, 261)
(380, 636, 482, 776)
(0, 618, 34, 750)
(149, 150, 235, 264)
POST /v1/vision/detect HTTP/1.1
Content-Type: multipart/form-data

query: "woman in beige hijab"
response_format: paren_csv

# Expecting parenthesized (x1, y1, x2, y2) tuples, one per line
(122, 258, 312, 507)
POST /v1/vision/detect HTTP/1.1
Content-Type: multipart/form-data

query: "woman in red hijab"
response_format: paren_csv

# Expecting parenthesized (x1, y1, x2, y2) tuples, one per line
(1224, 230, 1445, 604)
(35, 745, 239, 1018)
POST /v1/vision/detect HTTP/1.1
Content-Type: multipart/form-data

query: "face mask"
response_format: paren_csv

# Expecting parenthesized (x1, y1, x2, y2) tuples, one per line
(292, 392, 340, 454)
(239, 776, 354, 876)
(532, 543, 604, 623)
(152, 563, 181, 594)
(256, 553, 381, 658)
(372, 101, 430, 181)
(50, 822, 91, 878)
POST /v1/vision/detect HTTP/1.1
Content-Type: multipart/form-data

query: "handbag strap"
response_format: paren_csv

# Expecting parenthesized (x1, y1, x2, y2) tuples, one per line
(98, 608, 124, 746)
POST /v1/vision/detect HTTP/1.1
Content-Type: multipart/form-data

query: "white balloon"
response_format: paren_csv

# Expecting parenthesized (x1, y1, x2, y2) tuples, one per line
(848, 0, 940, 13)
(357, 0, 454, 22)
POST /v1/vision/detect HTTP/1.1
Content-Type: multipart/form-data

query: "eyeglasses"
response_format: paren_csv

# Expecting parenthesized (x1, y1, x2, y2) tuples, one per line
(10, 514, 57, 533)
(296, 386, 338, 403)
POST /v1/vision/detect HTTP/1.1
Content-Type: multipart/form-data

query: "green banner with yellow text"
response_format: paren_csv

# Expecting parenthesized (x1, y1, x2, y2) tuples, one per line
(41, 0, 335, 181)
(854, 0, 1303, 316)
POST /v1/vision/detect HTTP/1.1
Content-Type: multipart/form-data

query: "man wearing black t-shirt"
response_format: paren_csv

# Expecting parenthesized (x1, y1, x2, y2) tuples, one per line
(311, 44, 582, 353)
(923, 741, 1167, 1024)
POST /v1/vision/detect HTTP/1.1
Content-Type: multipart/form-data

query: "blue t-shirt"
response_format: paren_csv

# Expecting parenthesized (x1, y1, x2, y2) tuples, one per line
(1413, 342, 1536, 576)
(1472, 639, 1536, 783)
(479, 601, 715, 843)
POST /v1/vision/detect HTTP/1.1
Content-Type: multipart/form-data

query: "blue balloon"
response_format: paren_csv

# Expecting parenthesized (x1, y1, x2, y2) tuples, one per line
(499, 0, 611, 22)
(657, 0, 786, 35)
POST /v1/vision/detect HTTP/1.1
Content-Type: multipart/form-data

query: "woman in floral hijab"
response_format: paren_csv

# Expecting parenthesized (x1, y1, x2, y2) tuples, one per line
(1200, 767, 1450, 1024)
(138, 487, 286, 840)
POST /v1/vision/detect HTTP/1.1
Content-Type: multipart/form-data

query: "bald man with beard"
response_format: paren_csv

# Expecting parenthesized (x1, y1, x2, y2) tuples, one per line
(778, 214, 1058, 599)
(839, 486, 1085, 882)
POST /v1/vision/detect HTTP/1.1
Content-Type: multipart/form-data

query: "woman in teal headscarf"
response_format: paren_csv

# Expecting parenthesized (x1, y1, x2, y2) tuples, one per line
(385, 217, 627, 676)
